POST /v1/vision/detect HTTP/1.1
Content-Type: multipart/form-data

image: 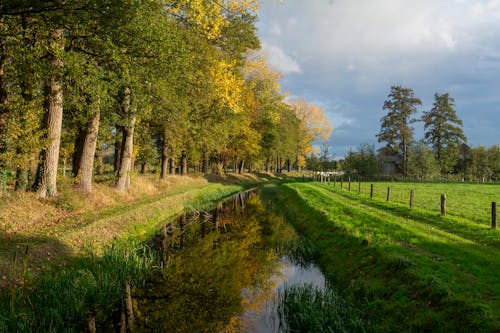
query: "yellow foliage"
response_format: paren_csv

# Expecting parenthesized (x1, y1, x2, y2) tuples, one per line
(209, 59, 244, 113)
(288, 97, 333, 157)
(169, 0, 258, 39)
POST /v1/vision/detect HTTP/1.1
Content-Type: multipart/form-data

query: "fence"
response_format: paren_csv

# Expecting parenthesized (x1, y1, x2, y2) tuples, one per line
(313, 176, 498, 229)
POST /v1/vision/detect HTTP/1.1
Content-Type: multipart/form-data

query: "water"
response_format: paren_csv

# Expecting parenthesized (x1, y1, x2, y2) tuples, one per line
(135, 189, 327, 332)
(238, 257, 326, 332)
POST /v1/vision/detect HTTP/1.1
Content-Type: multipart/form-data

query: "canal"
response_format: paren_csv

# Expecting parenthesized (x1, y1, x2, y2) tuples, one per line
(133, 189, 327, 332)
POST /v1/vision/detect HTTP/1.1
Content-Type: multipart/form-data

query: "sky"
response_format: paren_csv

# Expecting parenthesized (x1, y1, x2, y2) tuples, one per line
(256, 0, 500, 158)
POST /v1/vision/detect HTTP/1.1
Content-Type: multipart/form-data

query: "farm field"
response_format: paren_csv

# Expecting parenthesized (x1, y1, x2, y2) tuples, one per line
(273, 180, 500, 332)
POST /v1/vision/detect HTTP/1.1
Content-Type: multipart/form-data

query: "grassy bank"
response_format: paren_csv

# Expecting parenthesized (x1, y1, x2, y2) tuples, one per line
(0, 173, 271, 332)
(271, 181, 499, 332)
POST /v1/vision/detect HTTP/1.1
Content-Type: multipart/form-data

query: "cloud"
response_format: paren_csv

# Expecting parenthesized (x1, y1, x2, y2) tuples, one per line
(257, 0, 500, 156)
(261, 43, 302, 74)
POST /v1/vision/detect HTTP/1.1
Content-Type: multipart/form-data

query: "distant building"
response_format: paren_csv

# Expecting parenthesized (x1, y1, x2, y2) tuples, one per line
(377, 147, 402, 176)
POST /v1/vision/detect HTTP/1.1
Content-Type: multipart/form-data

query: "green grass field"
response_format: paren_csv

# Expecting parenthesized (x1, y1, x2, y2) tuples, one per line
(272, 180, 500, 332)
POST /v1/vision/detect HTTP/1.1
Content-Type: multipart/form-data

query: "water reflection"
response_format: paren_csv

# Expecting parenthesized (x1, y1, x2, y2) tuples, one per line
(237, 257, 326, 333)
(135, 189, 326, 332)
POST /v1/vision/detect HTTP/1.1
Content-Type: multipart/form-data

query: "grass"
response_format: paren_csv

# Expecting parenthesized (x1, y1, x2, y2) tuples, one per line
(277, 284, 368, 333)
(339, 180, 498, 226)
(270, 180, 500, 332)
(0, 242, 156, 332)
(0, 172, 274, 332)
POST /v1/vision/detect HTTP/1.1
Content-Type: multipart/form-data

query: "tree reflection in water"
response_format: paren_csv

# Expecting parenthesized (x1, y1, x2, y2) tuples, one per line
(134, 190, 300, 332)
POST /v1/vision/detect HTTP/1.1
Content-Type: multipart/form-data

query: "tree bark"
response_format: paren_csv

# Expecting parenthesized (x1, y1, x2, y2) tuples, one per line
(72, 125, 85, 177)
(115, 87, 135, 192)
(95, 146, 104, 175)
(77, 110, 100, 192)
(160, 130, 169, 179)
(202, 150, 208, 174)
(238, 160, 244, 174)
(37, 28, 64, 198)
(114, 125, 123, 172)
(169, 158, 175, 175)
(180, 150, 187, 175)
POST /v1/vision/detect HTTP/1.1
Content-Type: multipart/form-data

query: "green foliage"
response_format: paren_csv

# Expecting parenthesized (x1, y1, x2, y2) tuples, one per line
(423, 92, 467, 175)
(406, 140, 440, 179)
(342, 143, 382, 178)
(377, 85, 422, 175)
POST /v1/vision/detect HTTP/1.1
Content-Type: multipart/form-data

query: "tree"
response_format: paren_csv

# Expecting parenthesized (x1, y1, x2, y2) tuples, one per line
(377, 85, 421, 176)
(406, 140, 440, 180)
(288, 97, 333, 170)
(342, 143, 382, 178)
(422, 92, 467, 175)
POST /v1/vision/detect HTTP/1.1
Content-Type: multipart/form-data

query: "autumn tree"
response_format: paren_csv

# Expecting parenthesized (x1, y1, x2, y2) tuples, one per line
(377, 85, 421, 175)
(288, 97, 333, 170)
(422, 92, 467, 175)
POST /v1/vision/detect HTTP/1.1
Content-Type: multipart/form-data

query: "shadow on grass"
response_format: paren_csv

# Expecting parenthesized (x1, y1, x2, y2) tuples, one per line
(320, 183, 500, 249)
(0, 232, 74, 288)
(270, 182, 498, 333)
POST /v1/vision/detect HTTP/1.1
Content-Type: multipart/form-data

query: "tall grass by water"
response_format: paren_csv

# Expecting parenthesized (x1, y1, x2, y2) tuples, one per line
(277, 284, 367, 333)
(271, 181, 500, 332)
(0, 242, 156, 332)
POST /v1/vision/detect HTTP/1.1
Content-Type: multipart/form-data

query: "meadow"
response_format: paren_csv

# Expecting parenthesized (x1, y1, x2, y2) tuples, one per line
(272, 180, 500, 332)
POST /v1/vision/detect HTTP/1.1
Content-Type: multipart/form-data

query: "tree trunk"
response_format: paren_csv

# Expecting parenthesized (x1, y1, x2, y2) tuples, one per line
(37, 28, 64, 198)
(160, 130, 169, 179)
(72, 125, 85, 177)
(116, 87, 135, 192)
(77, 111, 100, 192)
(95, 147, 104, 175)
(114, 125, 123, 172)
(238, 160, 244, 174)
(169, 158, 175, 175)
(287, 158, 291, 172)
(180, 150, 187, 175)
(115, 116, 135, 191)
(202, 150, 208, 174)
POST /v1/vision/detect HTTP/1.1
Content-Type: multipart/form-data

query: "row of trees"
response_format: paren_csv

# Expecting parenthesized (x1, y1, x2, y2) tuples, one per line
(377, 85, 467, 176)
(0, 1, 332, 197)
(340, 142, 500, 181)
(318, 86, 500, 181)
(338, 85, 499, 181)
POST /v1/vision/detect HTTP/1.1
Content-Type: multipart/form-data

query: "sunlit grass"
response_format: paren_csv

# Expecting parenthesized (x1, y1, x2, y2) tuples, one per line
(338, 180, 499, 226)
(272, 181, 500, 332)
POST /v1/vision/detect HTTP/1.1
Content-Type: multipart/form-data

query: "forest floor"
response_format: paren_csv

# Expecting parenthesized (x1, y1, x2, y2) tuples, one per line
(0, 172, 276, 288)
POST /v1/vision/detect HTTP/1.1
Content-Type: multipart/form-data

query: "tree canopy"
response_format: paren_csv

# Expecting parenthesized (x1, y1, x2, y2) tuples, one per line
(0, 1, 332, 196)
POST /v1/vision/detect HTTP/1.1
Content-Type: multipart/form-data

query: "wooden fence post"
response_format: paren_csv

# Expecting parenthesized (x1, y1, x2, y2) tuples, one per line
(410, 190, 414, 208)
(348, 179, 351, 191)
(492, 202, 497, 229)
(125, 282, 134, 328)
(358, 182, 361, 194)
(370, 184, 374, 198)
(341, 179, 343, 189)
(334, 177, 336, 187)
(441, 194, 446, 216)
(386, 187, 391, 202)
